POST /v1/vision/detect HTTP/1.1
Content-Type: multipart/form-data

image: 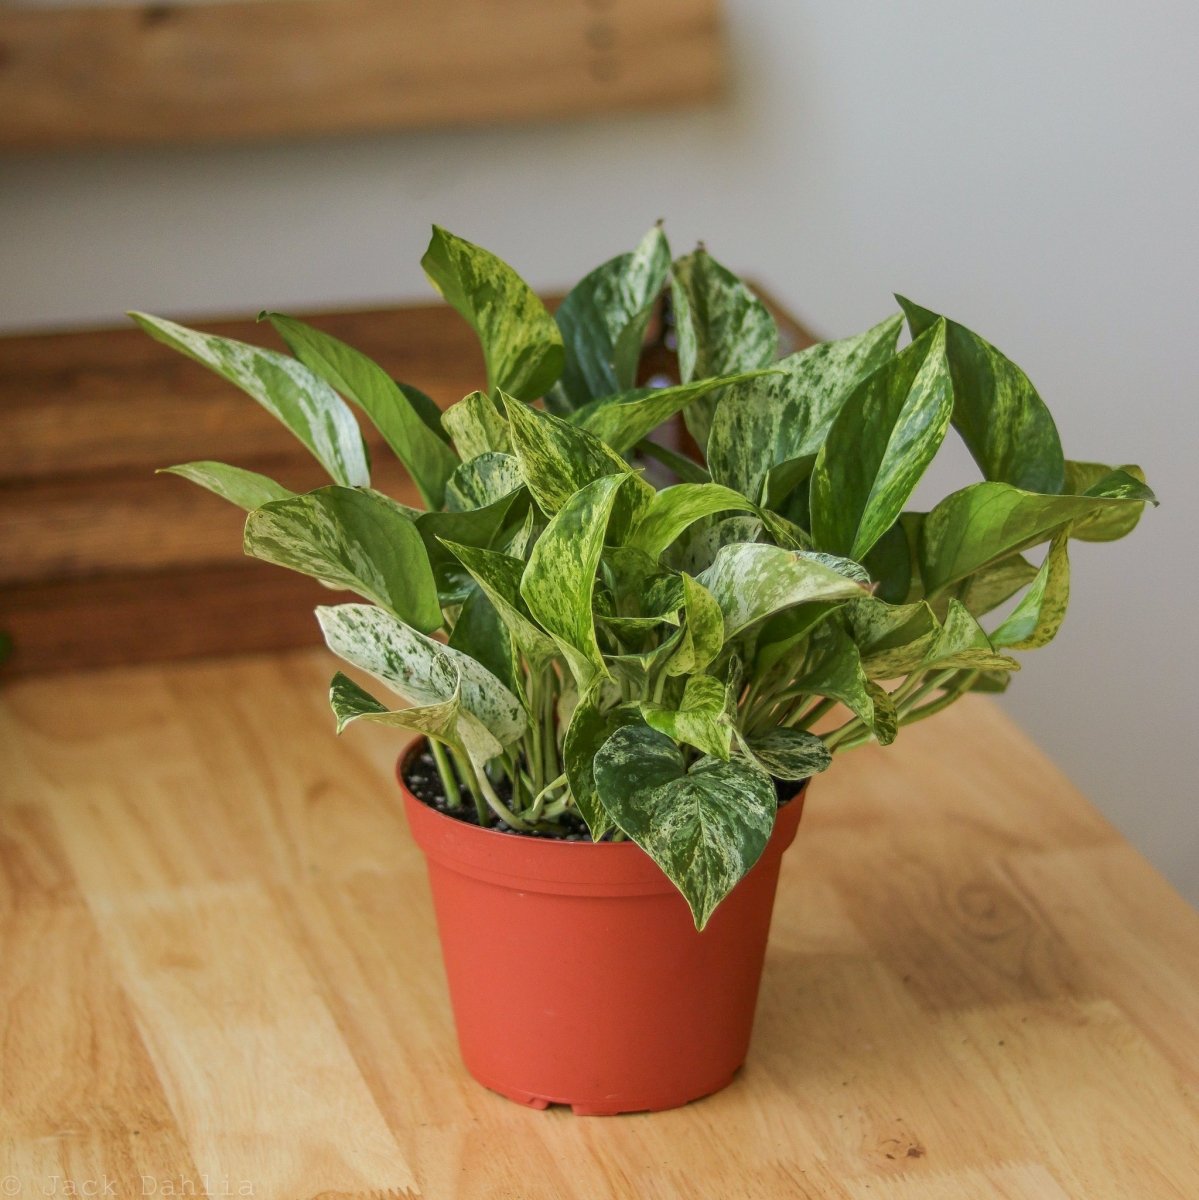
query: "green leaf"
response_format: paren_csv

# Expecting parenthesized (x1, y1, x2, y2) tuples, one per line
(421, 226, 563, 400)
(740, 728, 831, 781)
(441, 389, 510, 461)
(991, 533, 1070, 649)
(1064, 461, 1152, 542)
(317, 603, 525, 769)
(502, 392, 634, 513)
(549, 224, 671, 413)
(266, 313, 458, 509)
(443, 452, 524, 511)
(521, 474, 627, 686)
(130, 313, 369, 487)
(329, 671, 464, 745)
(448, 585, 520, 698)
(594, 724, 776, 928)
(642, 674, 731, 761)
(923, 600, 1021, 672)
(954, 554, 1040, 619)
(898, 297, 1065, 494)
(573, 368, 778, 455)
(244, 486, 442, 632)
(810, 321, 954, 560)
(919, 476, 1156, 597)
(698, 542, 869, 640)
(707, 314, 903, 502)
(440, 540, 558, 672)
(849, 597, 941, 678)
(636, 437, 712, 484)
(865, 681, 899, 746)
(795, 627, 882, 738)
(629, 482, 759, 561)
(664, 574, 725, 677)
(160, 461, 293, 511)
(671, 248, 779, 449)
(561, 688, 641, 840)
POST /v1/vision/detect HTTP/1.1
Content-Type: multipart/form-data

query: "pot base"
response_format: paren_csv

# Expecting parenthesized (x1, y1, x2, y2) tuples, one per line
(470, 1065, 741, 1116)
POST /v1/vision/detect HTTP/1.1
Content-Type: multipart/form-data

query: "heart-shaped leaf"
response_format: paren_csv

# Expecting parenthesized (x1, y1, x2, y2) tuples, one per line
(562, 689, 641, 840)
(629, 483, 759, 561)
(422, 226, 563, 400)
(244, 486, 442, 632)
(443, 452, 524, 511)
(594, 724, 777, 929)
(1063, 461, 1152, 542)
(664, 573, 725, 677)
(131, 313, 369, 487)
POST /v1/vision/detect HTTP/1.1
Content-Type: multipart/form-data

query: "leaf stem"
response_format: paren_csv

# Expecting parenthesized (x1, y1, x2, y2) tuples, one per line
(429, 739, 461, 809)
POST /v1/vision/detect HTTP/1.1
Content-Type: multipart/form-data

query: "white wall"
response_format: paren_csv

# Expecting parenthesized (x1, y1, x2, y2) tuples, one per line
(4, 1, 1196, 900)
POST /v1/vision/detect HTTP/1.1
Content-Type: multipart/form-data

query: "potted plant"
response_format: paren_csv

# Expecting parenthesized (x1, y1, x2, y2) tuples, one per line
(137, 224, 1155, 1115)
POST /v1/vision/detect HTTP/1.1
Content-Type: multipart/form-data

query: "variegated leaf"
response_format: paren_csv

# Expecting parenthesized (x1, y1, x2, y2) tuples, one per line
(562, 689, 641, 840)
(329, 671, 461, 744)
(810, 321, 954, 560)
(448, 585, 521, 699)
(521, 474, 626, 686)
(641, 674, 731, 761)
(849, 597, 941, 679)
(671, 248, 779, 449)
(664, 573, 725, 677)
(954, 554, 1040, 619)
(160, 461, 293, 511)
(1064, 461, 1152, 542)
(573, 367, 778, 455)
(698, 542, 869, 640)
(502, 391, 634, 512)
(267, 313, 459, 509)
(549, 224, 670, 413)
(594, 724, 777, 930)
(441, 389, 510, 461)
(130, 313, 370, 487)
(795, 626, 879, 735)
(244, 486, 442, 632)
(316, 603, 525, 768)
(443, 452, 524, 511)
(919, 475, 1156, 597)
(991, 533, 1070, 650)
(440, 539, 559, 673)
(740, 728, 831, 781)
(421, 226, 563, 400)
(923, 600, 1021, 672)
(707, 314, 902, 502)
(898, 297, 1065, 494)
(629, 482, 759, 561)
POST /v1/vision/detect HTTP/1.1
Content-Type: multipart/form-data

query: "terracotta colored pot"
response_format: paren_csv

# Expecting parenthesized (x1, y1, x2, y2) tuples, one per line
(399, 744, 806, 1116)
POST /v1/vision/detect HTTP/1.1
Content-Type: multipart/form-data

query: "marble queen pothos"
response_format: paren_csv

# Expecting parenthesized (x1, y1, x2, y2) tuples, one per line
(134, 223, 1156, 929)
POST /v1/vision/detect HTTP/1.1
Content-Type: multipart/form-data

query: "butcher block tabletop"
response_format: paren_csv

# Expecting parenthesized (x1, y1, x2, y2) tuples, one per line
(2, 648, 1198, 1200)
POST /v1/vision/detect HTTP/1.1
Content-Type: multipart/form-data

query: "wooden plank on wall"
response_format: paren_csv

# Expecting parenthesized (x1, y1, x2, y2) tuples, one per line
(0, 291, 814, 677)
(0, 0, 727, 151)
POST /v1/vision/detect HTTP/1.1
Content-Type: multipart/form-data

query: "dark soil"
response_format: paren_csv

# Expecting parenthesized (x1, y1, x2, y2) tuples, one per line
(403, 749, 799, 843)
(403, 748, 598, 840)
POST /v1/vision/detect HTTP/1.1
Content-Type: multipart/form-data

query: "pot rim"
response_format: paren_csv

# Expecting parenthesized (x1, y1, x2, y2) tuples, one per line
(397, 737, 808, 895)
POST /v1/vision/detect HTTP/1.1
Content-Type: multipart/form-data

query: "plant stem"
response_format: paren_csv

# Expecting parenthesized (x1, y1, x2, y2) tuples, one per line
(428, 739, 461, 809)
(790, 696, 836, 730)
(451, 746, 488, 826)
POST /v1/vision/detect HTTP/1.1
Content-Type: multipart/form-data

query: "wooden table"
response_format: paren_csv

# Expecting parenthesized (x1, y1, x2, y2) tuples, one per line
(3, 649, 1197, 1199)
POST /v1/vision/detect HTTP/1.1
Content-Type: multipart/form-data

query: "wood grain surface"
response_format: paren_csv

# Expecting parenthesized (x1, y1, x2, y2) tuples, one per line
(2, 650, 1198, 1198)
(0, 0, 726, 151)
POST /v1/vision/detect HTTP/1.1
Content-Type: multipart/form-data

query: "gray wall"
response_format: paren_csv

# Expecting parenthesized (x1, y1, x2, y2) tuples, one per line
(4, 2, 1196, 900)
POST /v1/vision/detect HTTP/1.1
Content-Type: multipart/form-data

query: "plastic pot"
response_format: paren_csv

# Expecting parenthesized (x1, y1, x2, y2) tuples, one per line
(399, 743, 806, 1115)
